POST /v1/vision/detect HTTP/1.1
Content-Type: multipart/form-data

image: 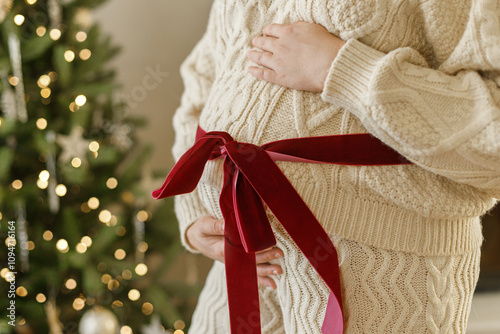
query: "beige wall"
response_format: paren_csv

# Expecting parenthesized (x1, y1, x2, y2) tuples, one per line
(93, 0, 213, 171)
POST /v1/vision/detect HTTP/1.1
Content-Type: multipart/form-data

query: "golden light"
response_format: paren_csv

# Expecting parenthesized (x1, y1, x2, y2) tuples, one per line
(142, 302, 154, 315)
(174, 330, 184, 334)
(1, 268, 10, 279)
(80, 49, 91, 60)
(135, 263, 148, 276)
(14, 15, 25, 26)
(27, 241, 35, 250)
(42, 230, 53, 241)
(36, 26, 46, 37)
(136, 210, 148, 222)
(5, 271, 15, 282)
(8, 76, 19, 86)
(122, 270, 132, 280)
(0, 118, 2, 127)
(5, 236, 15, 247)
(115, 226, 126, 236)
(26, 0, 38, 4)
(174, 320, 186, 330)
(89, 141, 99, 152)
(37, 179, 48, 189)
(73, 298, 85, 311)
(65, 278, 77, 290)
(75, 95, 87, 106)
(109, 215, 118, 226)
(128, 289, 140, 301)
(36, 118, 48, 130)
(18, 318, 26, 325)
(106, 177, 118, 189)
(49, 29, 61, 41)
(101, 274, 112, 284)
(39, 170, 50, 181)
(56, 239, 69, 253)
(36, 293, 46, 303)
(71, 157, 82, 168)
(81, 236, 92, 247)
(76, 243, 87, 254)
(41, 88, 51, 98)
(107, 279, 119, 291)
(16, 286, 28, 297)
(38, 75, 51, 88)
(64, 50, 75, 62)
(11, 180, 23, 190)
(112, 300, 123, 308)
(0, 211, 2, 220)
(137, 242, 148, 253)
(69, 102, 79, 112)
(48, 71, 58, 81)
(81, 202, 91, 213)
(55, 184, 67, 197)
(98, 210, 112, 223)
(76, 31, 87, 42)
(114, 249, 126, 260)
(120, 326, 132, 334)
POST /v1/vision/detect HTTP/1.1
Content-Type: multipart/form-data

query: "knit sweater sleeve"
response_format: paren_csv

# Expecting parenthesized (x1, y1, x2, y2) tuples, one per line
(321, 1, 500, 198)
(171, 0, 220, 253)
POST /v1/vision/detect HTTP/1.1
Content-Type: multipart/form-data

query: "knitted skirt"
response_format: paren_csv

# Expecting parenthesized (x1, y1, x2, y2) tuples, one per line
(187, 219, 481, 334)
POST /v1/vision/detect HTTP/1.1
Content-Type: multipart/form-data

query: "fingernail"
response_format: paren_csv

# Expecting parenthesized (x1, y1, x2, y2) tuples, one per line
(275, 252, 282, 258)
(272, 269, 278, 275)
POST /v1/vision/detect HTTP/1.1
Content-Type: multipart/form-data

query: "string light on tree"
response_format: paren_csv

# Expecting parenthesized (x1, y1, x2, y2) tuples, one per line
(42, 230, 53, 241)
(75, 94, 86, 106)
(11, 179, 23, 190)
(114, 249, 126, 260)
(13, 14, 24, 25)
(56, 239, 69, 253)
(36, 293, 46, 303)
(71, 157, 82, 168)
(81, 236, 92, 247)
(16, 286, 28, 297)
(8, 75, 19, 86)
(36, 118, 47, 130)
(37, 75, 50, 88)
(26, 0, 37, 4)
(128, 289, 140, 301)
(40, 87, 51, 98)
(135, 263, 148, 276)
(55, 184, 67, 197)
(75, 31, 87, 42)
(76, 242, 87, 253)
(65, 278, 77, 290)
(36, 26, 46, 36)
(99, 210, 112, 224)
(49, 28, 61, 40)
(80, 49, 91, 60)
(64, 50, 75, 62)
(106, 177, 118, 189)
(73, 298, 85, 311)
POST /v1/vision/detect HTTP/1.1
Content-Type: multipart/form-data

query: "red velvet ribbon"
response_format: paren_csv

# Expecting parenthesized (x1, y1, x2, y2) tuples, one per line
(152, 126, 411, 334)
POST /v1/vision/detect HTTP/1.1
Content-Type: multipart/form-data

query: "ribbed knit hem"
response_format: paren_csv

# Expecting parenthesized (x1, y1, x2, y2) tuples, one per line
(321, 38, 387, 122)
(299, 182, 484, 256)
(174, 191, 211, 254)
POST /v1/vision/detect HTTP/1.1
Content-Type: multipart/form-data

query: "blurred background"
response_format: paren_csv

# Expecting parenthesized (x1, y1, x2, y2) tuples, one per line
(0, 0, 498, 333)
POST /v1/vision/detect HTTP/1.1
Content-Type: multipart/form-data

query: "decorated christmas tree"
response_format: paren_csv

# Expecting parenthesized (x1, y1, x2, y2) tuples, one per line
(0, 0, 200, 333)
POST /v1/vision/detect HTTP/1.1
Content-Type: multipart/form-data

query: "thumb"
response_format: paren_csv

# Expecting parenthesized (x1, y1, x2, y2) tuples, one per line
(211, 219, 225, 235)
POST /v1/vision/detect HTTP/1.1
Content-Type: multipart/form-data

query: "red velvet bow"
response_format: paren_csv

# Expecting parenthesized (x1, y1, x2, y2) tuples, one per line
(153, 126, 411, 334)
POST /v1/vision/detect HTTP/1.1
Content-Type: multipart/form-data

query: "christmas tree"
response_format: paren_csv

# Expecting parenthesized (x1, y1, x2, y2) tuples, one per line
(0, 1, 200, 333)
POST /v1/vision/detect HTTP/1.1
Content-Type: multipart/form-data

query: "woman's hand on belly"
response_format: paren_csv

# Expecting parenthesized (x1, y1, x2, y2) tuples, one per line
(247, 21, 346, 93)
(186, 215, 284, 289)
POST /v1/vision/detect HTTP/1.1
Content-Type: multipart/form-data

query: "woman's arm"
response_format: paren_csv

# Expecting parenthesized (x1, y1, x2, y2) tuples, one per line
(171, 0, 221, 253)
(247, 4, 500, 198)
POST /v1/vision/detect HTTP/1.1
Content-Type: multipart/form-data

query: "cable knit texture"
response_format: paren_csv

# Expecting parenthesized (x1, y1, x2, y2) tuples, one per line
(169, 0, 500, 332)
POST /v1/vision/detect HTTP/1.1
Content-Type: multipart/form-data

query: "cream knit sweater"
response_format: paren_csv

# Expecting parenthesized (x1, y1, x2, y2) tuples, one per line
(170, 0, 500, 332)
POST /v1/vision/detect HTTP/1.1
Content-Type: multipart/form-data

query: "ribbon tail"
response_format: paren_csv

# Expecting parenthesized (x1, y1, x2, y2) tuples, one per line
(220, 158, 262, 334)
(227, 143, 344, 333)
(233, 169, 276, 253)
